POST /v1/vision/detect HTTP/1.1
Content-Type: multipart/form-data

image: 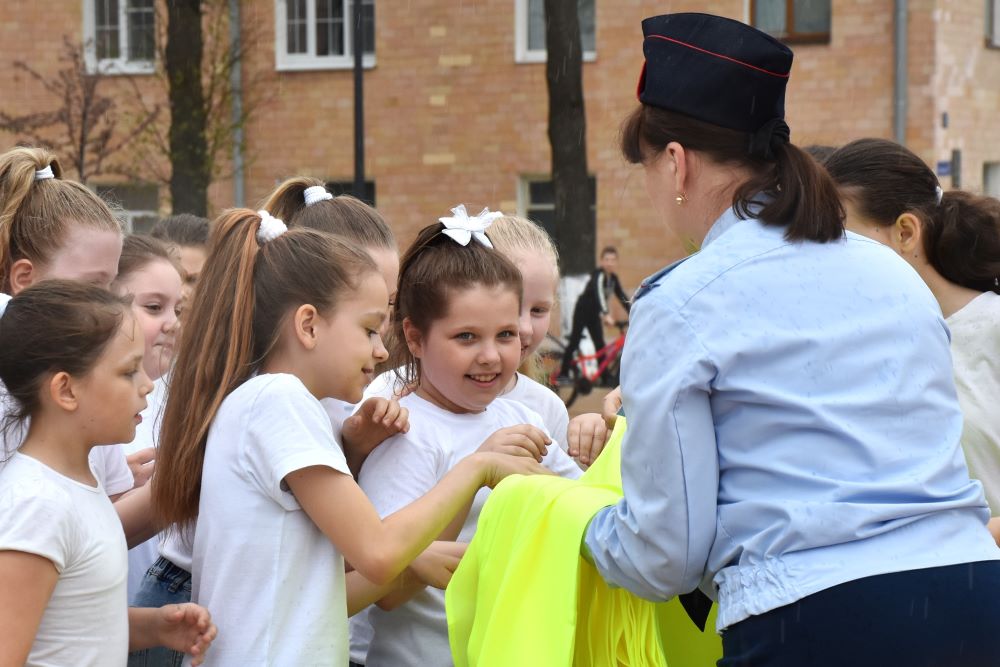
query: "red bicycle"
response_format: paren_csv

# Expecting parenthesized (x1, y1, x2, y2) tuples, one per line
(544, 321, 628, 408)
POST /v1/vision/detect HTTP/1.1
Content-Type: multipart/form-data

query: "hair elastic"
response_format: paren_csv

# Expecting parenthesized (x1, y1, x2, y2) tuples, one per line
(34, 165, 54, 181)
(438, 204, 502, 249)
(256, 210, 288, 244)
(303, 185, 334, 207)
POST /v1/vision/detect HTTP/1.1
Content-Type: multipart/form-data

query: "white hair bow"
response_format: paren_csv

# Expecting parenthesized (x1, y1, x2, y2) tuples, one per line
(34, 165, 54, 181)
(0, 293, 11, 319)
(438, 205, 502, 249)
(304, 185, 334, 207)
(256, 210, 287, 244)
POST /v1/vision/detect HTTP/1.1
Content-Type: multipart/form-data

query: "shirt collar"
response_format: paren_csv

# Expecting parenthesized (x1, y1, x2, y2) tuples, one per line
(701, 196, 770, 247)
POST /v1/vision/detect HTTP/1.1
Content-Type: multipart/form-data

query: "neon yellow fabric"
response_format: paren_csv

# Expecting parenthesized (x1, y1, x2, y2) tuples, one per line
(447, 417, 722, 666)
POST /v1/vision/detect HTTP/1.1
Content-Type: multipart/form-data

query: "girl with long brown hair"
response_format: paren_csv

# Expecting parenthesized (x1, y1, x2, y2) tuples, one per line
(150, 208, 544, 665)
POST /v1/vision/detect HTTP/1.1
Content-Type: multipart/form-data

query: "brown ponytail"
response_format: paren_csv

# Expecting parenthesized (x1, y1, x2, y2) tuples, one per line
(260, 176, 396, 251)
(825, 138, 1000, 294)
(0, 147, 121, 292)
(620, 105, 844, 243)
(153, 209, 377, 527)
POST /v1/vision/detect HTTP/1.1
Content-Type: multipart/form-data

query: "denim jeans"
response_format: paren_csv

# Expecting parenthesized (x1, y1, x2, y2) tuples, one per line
(127, 557, 192, 667)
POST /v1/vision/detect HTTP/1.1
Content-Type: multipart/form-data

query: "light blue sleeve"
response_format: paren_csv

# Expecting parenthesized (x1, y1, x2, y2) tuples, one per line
(584, 293, 719, 600)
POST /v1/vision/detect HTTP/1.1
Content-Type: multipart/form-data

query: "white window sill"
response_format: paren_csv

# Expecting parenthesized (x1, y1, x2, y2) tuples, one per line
(515, 50, 597, 65)
(276, 54, 376, 72)
(89, 59, 156, 76)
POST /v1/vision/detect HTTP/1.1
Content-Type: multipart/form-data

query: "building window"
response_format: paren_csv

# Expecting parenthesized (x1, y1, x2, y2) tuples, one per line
(984, 163, 1000, 198)
(275, 0, 375, 71)
(752, 0, 831, 44)
(95, 183, 159, 233)
(326, 180, 376, 206)
(84, 0, 156, 74)
(515, 0, 596, 64)
(988, 0, 1000, 48)
(518, 176, 596, 252)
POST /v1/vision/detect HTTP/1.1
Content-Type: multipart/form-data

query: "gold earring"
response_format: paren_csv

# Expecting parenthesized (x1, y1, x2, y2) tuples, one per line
(675, 193, 687, 205)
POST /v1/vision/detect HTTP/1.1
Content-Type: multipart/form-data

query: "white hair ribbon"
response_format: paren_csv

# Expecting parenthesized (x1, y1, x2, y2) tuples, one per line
(438, 204, 502, 249)
(935, 185, 944, 206)
(256, 210, 287, 244)
(303, 185, 334, 207)
(0, 293, 12, 319)
(34, 165, 54, 181)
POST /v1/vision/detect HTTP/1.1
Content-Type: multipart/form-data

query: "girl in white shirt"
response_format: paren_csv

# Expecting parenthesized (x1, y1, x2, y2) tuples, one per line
(108, 236, 183, 605)
(358, 210, 583, 667)
(825, 139, 1000, 525)
(0, 281, 216, 667)
(150, 209, 545, 666)
(0, 146, 134, 497)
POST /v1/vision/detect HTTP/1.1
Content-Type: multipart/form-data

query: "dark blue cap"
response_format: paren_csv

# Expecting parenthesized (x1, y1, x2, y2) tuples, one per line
(637, 13, 793, 134)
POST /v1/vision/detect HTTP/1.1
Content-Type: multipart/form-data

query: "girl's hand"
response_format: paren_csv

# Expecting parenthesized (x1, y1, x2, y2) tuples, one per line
(127, 447, 156, 488)
(567, 413, 609, 467)
(154, 603, 218, 666)
(472, 451, 553, 488)
(601, 386, 623, 429)
(342, 397, 410, 474)
(477, 425, 550, 462)
(407, 541, 467, 589)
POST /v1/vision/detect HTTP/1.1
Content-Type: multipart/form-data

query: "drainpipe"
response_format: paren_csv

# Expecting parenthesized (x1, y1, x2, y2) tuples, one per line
(229, 0, 245, 207)
(893, 0, 908, 145)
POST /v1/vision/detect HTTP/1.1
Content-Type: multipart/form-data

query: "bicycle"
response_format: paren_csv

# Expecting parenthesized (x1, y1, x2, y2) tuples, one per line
(543, 321, 628, 408)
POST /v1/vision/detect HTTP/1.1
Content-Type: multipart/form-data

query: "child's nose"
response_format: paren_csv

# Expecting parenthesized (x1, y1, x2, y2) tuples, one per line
(373, 333, 389, 362)
(518, 308, 532, 346)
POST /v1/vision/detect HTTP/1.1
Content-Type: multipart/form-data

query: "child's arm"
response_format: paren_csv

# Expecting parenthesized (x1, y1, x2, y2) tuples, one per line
(341, 397, 410, 476)
(345, 541, 467, 614)
(127, 604, 217, 666)
(0, 550, 58, 665)
(114, 482, 159, 548)
(285, 451, 545, 586)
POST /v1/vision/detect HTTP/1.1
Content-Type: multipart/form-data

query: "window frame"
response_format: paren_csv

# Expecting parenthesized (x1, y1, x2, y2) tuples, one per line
(82, 0, 157, 75)
(514, 0, 597, 64)
(750, 0, 832, 45)
(517, 174, 596, 250)
(274, 0, 376, 72)
(988, 0, 1000, 49)
(94, 182, 160, 233)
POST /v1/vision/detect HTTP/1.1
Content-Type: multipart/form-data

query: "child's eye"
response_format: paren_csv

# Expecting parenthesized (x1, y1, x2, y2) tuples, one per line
(144, 303, 162, 313)
(530, 307, 549, 316)
(455, 332, 475, 341)
(498, 330, 518, 339)
(366, 328, 379, 337)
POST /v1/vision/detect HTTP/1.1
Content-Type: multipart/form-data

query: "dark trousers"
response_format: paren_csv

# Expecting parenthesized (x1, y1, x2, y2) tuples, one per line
(560, 302, 605, 375)
(719, 560, 1000, 667)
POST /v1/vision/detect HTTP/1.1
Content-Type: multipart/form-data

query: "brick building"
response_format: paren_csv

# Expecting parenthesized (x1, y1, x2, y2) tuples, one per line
(2, 0, 1000, 293)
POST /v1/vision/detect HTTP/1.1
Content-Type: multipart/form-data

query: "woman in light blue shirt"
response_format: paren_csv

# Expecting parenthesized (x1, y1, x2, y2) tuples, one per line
(584, 13, 1000, 666)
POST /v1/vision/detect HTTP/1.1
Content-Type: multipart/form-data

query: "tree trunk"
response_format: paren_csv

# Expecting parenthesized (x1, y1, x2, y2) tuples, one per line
(166, 0, 209, 216)
(544, 0, 593, 275)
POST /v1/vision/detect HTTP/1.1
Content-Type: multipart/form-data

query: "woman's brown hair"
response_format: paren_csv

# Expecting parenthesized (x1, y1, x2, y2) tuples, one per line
(260, 176, 396, 251)
(620, 105, 844, 243)
(114, 234, 183, 289)
(824, 138, 1000, 294)
(153, 209, 377, 527)
(389, 222, 523, 387)
(0, 280, 131, 456)
(0, 147, 122, 292)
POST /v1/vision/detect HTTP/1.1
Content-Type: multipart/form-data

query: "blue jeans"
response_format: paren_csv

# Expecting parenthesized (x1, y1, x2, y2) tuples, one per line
(127, 557, 192, 667)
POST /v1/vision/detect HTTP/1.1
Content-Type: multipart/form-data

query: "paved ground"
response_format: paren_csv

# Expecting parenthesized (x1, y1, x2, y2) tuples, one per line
(565, 385, 612, 418)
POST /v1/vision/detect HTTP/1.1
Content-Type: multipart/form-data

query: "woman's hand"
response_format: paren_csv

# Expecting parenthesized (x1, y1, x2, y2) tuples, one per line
(567, 413, 609, 467)
(477, 425, 550, 462)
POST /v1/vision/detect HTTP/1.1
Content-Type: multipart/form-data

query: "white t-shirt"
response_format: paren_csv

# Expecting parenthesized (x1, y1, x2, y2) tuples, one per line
(189, 373, 353, 666)
(123, 376, 167, 601)
(1, 380, 134, 496)
(0, 452, 129, 667)
(947, 291, 1000, 515)
(321, 397, 355, 442)
(358, 393, 581, 667)
(502, 372, 570, 450)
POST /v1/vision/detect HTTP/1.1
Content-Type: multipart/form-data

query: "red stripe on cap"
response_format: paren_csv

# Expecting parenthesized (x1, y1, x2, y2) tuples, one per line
(646, 34, 790, 79)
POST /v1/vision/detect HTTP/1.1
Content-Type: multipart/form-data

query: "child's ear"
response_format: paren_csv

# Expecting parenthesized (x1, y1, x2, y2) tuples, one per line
(8, 258, 36, 295)
(402, 317, 424, 358)
(47, 372, 79, 412)
(293, 304, 320, 350)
